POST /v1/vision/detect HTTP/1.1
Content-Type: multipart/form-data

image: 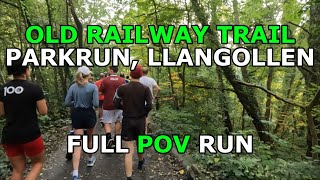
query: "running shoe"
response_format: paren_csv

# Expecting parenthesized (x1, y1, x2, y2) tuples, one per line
(138, 158, 145, 170)
(100, 119, 104, 128)
(66, 152, 72, 160)
(87, 156, 96, 167)
(107, 138, 114, 149)
(111, 137, 117, 148)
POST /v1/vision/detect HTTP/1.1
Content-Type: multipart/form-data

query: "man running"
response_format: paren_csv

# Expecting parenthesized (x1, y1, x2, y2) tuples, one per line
(120, 72, 125, 78)
(140, 67, 160, 103)
(139, 67, 160, 133)
(99, 66, 126, 148)
(95, 73, 105, 122)
(0, 58, 48, 180)
(113, 65, 152, 180)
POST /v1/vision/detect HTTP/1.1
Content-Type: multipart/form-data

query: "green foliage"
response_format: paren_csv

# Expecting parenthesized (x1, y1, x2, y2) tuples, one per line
(153, 106, 199, 135)
(0, 120, 11, 178)
(312, 145, 320, 154)
(191, 140, 320, 180)
(153, 107, 320, 179)
(0, 156, 10, 179)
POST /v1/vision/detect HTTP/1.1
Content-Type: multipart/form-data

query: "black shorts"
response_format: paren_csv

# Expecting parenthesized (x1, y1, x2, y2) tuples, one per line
(121, 118, 145, 141)
(71, 108, 97, 129)
(99, 100, 104, 108)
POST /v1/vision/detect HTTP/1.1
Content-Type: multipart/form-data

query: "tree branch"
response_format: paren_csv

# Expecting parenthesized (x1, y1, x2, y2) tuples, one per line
(288, 21, 312, 36)
(0, 0, 20, 9)
(307, 88, 320, 108)
(189, 84, 213, 89)
(234, 80, 306, 109)
(300, 66, 318, 76)
(135, 6, 182, 18)
(188, 84, 235, 92)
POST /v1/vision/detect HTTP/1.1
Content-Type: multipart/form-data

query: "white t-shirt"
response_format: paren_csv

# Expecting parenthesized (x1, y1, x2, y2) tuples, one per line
(140, 76, 157, 98)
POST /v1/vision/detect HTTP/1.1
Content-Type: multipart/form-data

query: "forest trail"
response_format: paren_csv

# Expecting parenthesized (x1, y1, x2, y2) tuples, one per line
(39, 126, 186, 180)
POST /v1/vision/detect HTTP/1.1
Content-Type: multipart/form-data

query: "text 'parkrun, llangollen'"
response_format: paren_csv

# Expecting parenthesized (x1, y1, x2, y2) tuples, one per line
(6, 25, 314, 70)
(67, 135, 253, 154)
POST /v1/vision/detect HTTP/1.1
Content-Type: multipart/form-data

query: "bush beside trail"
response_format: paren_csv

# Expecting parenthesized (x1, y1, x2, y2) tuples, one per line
(152, 107, 320, 180)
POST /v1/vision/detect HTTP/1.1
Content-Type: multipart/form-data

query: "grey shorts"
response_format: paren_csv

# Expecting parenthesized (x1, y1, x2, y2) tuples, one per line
(101, 110, 123, 124)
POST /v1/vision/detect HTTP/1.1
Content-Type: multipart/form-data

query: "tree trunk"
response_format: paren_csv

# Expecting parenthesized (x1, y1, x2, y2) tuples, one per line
(191, 0, 271, 143)
(307, 3, 320, 83)
(19, 0, 32, 27)
(69, 0, 83, 47)
(64, 0, 72, 92)
(265, 67, 274, 121)
(181, 64, 186, 107)
(303, 1, 320, 158)
(45, 0, 52, 25)
(223, 67, 271, 142)
(180, 0, 190, 108)
(306, 107, 318, 159)
(217, 67, 233, 134)
(167, 67, 179, 110)
(242, 107, 246, 131)
(273, 69, 296, 134)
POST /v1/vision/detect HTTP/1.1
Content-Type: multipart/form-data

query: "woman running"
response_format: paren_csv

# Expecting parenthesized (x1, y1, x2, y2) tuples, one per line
(64, 66, 99, 180)
(0, 58, 47, 180)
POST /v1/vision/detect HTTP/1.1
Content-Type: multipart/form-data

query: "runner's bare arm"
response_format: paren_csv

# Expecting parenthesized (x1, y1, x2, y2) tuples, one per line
(93, 87, 99, 108)
(154, 84, 161, 98)
(145, 88, 153, 115)
(151, 78, 160, 98)
(113, 88, 123, 109)
(0, 101, 4, 117)
(37, 99, 48, 115)
(95, 82, 104, 95)
(64, 85, 73, 107)
(99, 80, 105, 94)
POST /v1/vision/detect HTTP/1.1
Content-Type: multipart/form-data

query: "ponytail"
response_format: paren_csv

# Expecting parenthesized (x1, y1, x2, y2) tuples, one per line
(75, 72, 89, 85)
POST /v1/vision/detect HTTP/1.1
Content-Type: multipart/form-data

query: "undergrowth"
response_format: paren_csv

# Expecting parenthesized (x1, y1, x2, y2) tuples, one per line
(152, 107, 320, 180)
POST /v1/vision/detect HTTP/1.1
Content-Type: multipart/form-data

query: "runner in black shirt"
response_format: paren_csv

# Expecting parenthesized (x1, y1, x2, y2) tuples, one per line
(0, 58, 47, 180)
(114, 65, 152, 180)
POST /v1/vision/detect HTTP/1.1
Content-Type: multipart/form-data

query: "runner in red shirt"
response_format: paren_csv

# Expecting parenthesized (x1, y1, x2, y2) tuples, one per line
(99, 66, 126, 148)
(95, 73, 105, 122)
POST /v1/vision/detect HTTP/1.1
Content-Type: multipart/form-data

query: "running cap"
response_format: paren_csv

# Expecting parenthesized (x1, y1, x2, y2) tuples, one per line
(130, 65, 143, 79)
(77, 66, 92, 75)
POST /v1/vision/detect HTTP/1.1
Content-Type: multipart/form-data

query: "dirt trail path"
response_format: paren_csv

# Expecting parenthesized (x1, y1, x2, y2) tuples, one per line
(40, 127, 186, 180)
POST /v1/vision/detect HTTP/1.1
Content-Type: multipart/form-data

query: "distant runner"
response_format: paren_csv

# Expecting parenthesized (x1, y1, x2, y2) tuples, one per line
(64, 66, 99, 180)
(0, 58, 48, 180)
(120, 72, 125, 78)
(95, 73, 105, 122)
(99, 66, 126, 148)
(139, 67, 160, 133)
(114, 65, 153, 180)
(120, 72, 130, 84)
(89, 76, 94, 83)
